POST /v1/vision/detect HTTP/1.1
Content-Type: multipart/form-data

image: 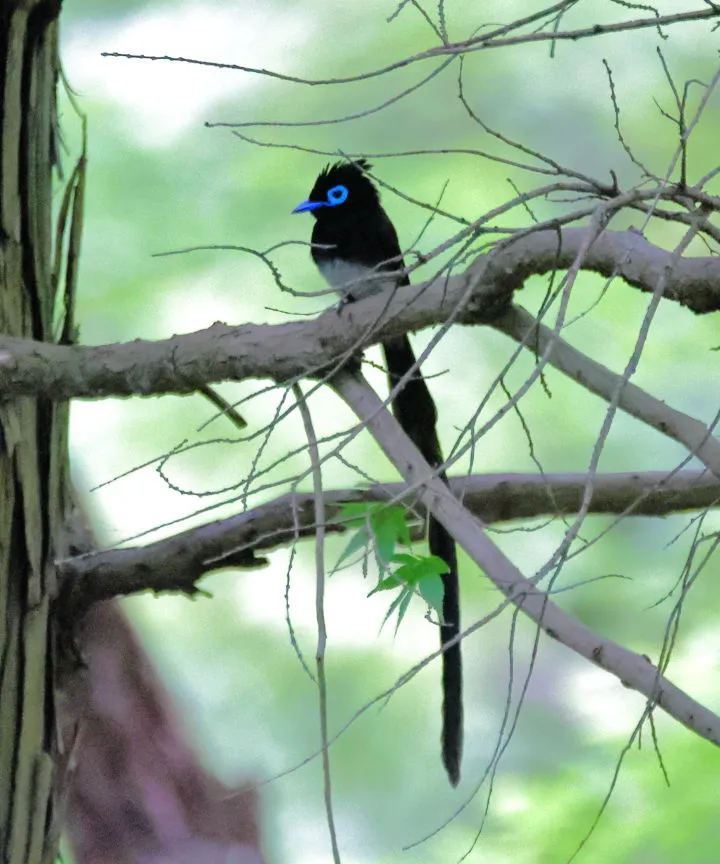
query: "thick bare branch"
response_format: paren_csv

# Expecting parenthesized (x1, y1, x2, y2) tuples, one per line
(58, 469, 719, 612)
(1, 227, 719, 401)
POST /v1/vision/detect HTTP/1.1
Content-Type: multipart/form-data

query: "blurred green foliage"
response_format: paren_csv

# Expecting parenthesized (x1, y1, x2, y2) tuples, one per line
(59, 1, 720, 862)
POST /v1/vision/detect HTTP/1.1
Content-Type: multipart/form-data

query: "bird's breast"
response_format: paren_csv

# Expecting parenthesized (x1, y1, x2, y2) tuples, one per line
(316, 258, 398, 300)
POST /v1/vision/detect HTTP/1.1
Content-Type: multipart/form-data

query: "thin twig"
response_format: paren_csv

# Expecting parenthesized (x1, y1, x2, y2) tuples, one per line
(100, 8, 719, 88)
(293, 383, 342, 864)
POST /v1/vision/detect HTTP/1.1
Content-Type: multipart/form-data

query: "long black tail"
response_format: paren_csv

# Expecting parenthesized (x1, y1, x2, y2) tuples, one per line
(382, 335, 463, 786)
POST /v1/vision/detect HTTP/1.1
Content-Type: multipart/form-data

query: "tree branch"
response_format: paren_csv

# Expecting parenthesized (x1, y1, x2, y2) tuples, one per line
(330, 369, 720, 750)
(101, 7, 720, 89)
(1, 227, 719, 401)
(58, 469, 720, 613)
(495, 305, 720, 478)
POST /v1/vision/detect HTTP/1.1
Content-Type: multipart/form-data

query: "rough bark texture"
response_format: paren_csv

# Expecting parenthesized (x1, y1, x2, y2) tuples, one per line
(0, 1, 68, 863)
(0, 6, 266, 863)
(0, 227, 719, 403)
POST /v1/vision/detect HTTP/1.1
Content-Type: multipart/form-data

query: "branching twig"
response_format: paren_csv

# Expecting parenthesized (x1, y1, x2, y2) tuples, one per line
(100, 7, 719, 88)
(494, 312, 720, 478)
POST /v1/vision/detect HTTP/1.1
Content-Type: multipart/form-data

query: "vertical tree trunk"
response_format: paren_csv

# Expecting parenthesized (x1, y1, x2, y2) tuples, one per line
(0, 2, 69, 862)
(0, 8, 265, 862)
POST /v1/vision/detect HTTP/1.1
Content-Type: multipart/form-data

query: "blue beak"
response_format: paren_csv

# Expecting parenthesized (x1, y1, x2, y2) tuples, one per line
(292, 199, 324, 214)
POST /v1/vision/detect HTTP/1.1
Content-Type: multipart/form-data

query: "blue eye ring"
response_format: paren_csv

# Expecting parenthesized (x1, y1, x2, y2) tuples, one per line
(326, 184, 349, 206)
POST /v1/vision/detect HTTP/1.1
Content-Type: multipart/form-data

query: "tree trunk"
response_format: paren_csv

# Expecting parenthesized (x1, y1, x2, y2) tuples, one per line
(64, 602, 264, 864)
(0, 2, 69, 862)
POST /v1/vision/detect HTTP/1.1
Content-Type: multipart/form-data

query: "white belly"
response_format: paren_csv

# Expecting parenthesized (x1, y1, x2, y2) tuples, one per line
(317, 259, 398, 299)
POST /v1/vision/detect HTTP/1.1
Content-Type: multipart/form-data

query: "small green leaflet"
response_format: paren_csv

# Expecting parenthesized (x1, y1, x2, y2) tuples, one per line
(371, 553, 448, 632)
(334, 502, 448, 632)
(334, 502, 411, 570)
(334, 525, 370, 568)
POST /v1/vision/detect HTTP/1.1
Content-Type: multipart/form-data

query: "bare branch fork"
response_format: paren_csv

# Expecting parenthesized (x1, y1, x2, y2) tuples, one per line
(12, 219, 720, 628)
(43, 212, 720, 763)
(330, 369, 720, 750)
(19, 212, 720, 626)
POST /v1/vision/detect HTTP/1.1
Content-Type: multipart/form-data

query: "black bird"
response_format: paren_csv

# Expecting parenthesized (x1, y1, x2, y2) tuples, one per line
(293, 159, 463, 786)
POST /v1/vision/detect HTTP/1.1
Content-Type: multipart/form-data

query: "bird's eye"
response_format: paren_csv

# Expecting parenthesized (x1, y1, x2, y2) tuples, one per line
(326, 184, 349, 206)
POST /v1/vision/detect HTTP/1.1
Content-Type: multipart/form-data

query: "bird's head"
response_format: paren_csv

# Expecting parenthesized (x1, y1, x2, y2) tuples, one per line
(292, 159, 379, 220)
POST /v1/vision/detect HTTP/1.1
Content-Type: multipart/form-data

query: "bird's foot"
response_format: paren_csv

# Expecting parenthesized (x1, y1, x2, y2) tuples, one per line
(335, 292, 357, 315)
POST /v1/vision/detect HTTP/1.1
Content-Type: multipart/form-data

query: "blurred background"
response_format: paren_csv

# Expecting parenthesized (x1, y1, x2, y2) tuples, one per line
(59, 1, 719, 862)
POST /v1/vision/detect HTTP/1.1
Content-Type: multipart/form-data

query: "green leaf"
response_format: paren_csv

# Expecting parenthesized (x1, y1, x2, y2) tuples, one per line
(335, 502, 412, 571)
(335, 526, 370, 569)
(378, 585, 414, 634)
(337, 503, 446, 628)
(373, 522, 397, 568)
(392, 553, 450, 586)
(417, 574, 444, 617)
(335, 502, 376, 529)
(375, 506, 411, 547)
(370, 551, 447, 625)
(370, 573, 405, 594)
(414, 554, 451, 576)
(390, 552, 416, 567)
(393, 590, 414, 634)
(370, 505, 410, 566)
